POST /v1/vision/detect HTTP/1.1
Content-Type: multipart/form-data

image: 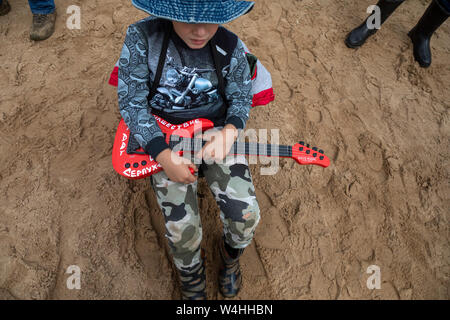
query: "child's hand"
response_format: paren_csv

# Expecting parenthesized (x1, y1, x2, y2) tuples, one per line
(156, 149, 198, 184)
(196, 124, 238, 162)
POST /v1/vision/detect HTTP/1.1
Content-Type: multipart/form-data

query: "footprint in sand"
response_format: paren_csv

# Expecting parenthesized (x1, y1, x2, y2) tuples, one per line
(358, 133, 384, 172)
(254, 207, 289, 250)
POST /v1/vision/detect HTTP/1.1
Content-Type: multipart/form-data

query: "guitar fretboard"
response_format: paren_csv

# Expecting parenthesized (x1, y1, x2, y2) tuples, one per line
(168, 137, 293, 158)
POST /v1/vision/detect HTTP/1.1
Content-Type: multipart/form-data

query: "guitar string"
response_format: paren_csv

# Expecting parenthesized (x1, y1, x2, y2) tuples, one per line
(170, 138, 295, 150)
(170, 138, 296, 152)
(168, 138, 297, 156)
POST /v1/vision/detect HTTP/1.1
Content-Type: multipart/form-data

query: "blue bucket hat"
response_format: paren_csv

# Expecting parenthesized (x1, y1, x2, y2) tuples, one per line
(131, 0, 255, 24)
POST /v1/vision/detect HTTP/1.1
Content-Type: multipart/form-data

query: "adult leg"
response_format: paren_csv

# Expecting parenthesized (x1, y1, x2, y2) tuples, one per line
(408, 0, 449, 67)
(151, 171, 206, 300)
(345, 0, 405, 48)
(438, 0, 450, 12)
(0, 0, 11, 16)
(28, 0, 54, 14)
(28, 0, 56, 41)
(202, 155, 260, 298)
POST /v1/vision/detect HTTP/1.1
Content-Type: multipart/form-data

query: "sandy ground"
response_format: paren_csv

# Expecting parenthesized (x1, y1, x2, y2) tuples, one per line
(0, 0, 449, 300)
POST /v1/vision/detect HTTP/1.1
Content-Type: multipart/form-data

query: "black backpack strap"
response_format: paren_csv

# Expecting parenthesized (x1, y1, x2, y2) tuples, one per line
(149, 22, 172, 101)
(209, 37, 229, 109)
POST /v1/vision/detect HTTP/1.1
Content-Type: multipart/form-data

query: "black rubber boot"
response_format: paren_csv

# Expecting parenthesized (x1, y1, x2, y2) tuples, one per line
(218, 238, 244, 298)
(408, 0, 450, 68)
(345, 0, 405, 48)
(0, 0, 11, 16)
(177, 257, 207, 300)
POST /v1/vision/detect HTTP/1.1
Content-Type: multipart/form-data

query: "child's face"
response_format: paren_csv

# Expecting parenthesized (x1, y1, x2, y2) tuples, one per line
(172, 21, 219, 49)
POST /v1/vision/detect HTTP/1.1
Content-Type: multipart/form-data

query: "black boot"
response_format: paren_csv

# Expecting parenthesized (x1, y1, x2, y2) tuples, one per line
(218, 238, 244, 298)
(0, 0, 11, 16)
(345, 0, 405, 48)
(177, 258, 207, 300)
(408, 0, 450, 68)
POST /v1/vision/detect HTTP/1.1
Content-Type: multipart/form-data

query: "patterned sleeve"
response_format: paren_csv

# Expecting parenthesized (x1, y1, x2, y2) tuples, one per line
(224, 39, 253, 130)
(117, 24, 169, 160)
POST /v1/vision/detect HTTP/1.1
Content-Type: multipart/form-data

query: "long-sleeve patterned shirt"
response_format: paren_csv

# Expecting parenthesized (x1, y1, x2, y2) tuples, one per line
(117, 17, 252, 160)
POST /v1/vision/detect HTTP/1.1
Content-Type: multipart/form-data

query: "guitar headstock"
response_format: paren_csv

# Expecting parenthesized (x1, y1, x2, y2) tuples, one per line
(292, 141, 330, 168)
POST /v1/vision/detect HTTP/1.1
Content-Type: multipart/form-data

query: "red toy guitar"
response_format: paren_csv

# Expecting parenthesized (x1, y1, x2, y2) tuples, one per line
(112, 115, 330, 179)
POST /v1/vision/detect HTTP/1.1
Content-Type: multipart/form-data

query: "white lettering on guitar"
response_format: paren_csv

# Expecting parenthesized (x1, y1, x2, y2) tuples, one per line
(122, 163, 162, 178)
(119, 133, 128, 156)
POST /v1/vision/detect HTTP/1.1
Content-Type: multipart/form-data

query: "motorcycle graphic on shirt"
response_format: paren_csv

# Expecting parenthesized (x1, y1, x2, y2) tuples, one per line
(150, 55, 220, 111)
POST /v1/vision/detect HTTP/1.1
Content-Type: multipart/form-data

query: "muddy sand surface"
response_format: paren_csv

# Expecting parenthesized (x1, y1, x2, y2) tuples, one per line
(0, 0, 449, 299)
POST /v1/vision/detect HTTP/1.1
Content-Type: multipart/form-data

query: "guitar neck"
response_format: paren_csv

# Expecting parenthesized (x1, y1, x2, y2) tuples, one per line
(169, 137, 293, 158)
(230, 142, 292, 157)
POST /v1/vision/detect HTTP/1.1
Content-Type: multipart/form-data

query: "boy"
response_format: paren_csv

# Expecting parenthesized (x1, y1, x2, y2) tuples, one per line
(118, 0, 260, 300)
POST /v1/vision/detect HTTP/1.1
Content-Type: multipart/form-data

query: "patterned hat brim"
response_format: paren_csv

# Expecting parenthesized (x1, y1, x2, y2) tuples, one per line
(131, 0, 255, 24)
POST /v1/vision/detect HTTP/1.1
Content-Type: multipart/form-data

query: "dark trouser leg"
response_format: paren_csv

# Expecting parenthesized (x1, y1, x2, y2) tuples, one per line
(0, 0, 11, 16)
(437, 0, 450, 12)
(345, 0, 405, 48)
(408, 0, 449, 67)
(28, 0, 55, 14)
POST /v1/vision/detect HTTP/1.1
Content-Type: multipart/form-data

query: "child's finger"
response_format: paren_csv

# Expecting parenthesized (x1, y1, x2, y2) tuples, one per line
(196, 141, 211, 160)
(188, 163, 198, 172)
(203, 142, 217, 160)
(201, 131, 216, 141)
(195, 144, 205, 160)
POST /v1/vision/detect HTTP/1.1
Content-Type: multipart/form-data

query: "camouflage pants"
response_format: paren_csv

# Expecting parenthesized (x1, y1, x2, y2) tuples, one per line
(151, 154, 260, 271)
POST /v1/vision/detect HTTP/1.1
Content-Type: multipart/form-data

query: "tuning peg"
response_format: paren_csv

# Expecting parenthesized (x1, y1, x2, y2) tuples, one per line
(319, 149, 324, 154)
(312, 147, 318, 151)
(306, 143, 310, 148)
(299, 141, 304, 145)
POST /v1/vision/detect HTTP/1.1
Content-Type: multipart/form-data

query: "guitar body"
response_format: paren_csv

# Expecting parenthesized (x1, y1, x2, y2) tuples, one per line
(112, 116, 213, 180)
